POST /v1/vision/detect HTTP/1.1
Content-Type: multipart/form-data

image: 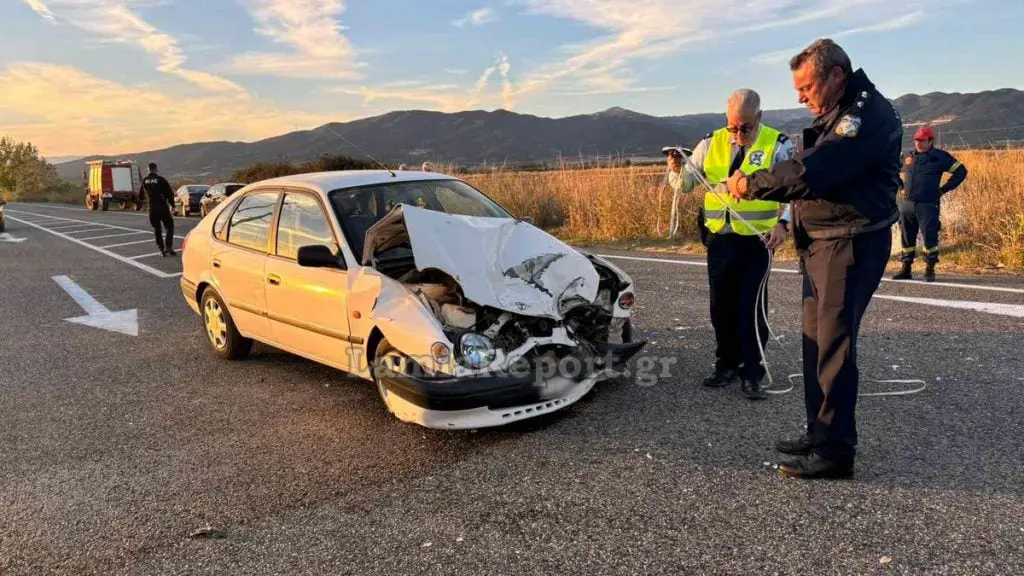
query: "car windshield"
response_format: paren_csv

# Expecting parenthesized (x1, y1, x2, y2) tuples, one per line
(187, 186, 209, 195)
(328, 178, 513, 260)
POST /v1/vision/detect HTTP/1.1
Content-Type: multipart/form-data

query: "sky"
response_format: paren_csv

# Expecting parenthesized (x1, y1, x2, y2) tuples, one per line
(1, 0, 1022, 158)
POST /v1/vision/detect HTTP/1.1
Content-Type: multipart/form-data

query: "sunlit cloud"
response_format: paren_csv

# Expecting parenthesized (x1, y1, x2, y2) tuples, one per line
(452, 7, 498, 28)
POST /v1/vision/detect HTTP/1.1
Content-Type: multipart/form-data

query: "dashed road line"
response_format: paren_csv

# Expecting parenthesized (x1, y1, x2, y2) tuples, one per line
(130, 252, 165, 260)
(101, 239, 156, 249)
(80, 231, 149, 241)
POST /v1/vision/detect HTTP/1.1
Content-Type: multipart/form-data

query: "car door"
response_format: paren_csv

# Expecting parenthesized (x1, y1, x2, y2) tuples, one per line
(210, 189, 279, 342)
(264, 189, 355, 372)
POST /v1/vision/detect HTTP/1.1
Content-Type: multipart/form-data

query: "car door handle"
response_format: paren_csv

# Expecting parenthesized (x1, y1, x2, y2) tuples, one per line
(212, 259, 221, 268)
(267, 274, 281, 286)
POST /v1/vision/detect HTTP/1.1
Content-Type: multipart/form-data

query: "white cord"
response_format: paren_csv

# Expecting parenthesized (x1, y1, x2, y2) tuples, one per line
(656, 168, 683, 239)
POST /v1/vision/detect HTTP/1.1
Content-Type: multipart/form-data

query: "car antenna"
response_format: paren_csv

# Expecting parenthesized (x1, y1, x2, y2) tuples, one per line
(323, 125, 396, 177)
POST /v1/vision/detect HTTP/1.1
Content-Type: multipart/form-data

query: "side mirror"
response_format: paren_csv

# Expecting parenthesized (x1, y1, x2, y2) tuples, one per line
(297, 244, 346, 269)
(520, 216, 535, 225)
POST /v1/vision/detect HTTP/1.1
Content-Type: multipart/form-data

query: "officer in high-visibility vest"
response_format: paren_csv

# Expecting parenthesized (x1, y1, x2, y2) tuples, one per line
(893, 126, 968, 282)
(667, 88, 794, 400)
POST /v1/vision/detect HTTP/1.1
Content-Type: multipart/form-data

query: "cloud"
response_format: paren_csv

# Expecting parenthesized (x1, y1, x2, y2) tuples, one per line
(452, 7, 498, 28)
(749, 10, 927, 65)
(0, 62, 340, 156)
(18, 0, 243, 94)
(443, 69, 470, 76)
(228, 0, 364, 79)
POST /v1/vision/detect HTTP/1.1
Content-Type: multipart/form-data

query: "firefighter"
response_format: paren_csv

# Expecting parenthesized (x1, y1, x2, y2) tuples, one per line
(893, 126, 968, 281)
(667, 88, 794, 401)
(728, 39, 901, 479)
(141, 163, 176, 256)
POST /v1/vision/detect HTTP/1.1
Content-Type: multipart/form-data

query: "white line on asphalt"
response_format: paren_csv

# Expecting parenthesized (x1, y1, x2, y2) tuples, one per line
(80, 231, 148, 241)
(52, 275, 140, 336)
(6, 209, 187, 239)
(597, 254, 1024, 295)
(48, 223, 103, 231)
(7, 216, 181, 279)
(130, 252, 164, 260)
(875, 295, 1024, 318)
(65, 227, 119, 235)
(100, 239, 155, 249)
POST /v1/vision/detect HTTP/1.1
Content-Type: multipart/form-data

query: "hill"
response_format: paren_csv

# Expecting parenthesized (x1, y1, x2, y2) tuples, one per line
(55, 88, 1024, 181)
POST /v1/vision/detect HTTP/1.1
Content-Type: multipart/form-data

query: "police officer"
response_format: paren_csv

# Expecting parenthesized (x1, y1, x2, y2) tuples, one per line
(893, 126, 968, 282)
(142, 163, 176, 256)
(667, 88, 794, 400)
(728, 39, 902, 479)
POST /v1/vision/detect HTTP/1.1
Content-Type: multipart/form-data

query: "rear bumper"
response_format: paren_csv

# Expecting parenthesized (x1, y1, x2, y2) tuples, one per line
(378, 340, 646, 428)
(181, 278, 200, 314)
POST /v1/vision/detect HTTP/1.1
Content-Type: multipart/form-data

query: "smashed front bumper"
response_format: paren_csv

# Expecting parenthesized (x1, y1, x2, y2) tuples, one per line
(377, 341, 646, 429)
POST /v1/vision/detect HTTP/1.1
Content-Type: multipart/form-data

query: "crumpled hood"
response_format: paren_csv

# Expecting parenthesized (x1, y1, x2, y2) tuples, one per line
(363, 204, 599, 319)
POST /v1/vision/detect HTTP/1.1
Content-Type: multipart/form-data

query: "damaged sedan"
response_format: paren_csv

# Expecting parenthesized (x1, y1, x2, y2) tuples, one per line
(180, 170, 645, 429)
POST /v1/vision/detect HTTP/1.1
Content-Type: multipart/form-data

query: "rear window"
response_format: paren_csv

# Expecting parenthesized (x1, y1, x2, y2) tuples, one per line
(225, 185, 245, 196)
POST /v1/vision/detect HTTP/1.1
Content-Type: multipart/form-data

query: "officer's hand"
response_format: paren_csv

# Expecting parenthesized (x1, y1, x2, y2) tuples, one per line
(728, 171, 749, 200)
(766, 222, 789, 250)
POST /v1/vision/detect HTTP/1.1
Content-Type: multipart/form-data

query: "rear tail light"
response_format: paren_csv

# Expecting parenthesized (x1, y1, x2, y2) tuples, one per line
(617, 292, 635, 310)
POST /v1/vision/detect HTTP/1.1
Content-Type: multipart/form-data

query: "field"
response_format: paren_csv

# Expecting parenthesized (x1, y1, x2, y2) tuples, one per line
(461, 149, 1024, 272)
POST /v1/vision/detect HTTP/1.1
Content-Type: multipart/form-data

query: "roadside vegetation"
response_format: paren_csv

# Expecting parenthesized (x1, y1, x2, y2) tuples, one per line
(0, 136, 76, 204)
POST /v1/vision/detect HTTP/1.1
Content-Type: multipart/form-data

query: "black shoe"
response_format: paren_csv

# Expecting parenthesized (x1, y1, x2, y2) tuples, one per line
(163, 249, 177, 257)
(702, 368, 739, 388)
(924, 262, 935, 282)
(775, 433, 813, 456)
(741, 377, 767, 400)
(778, 453, 853, 480)
(892, 262, 913, 280)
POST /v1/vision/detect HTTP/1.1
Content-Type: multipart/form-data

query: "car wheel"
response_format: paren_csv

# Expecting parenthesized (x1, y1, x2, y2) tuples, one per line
(201, 289, 253, 360)
(0, 218, 5, 233)
(101, 198, 109, 211)
(183, 205, 190, 217)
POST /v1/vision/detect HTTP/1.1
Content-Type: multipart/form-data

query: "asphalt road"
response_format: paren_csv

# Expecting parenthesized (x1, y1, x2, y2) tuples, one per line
(2, 203, 1023, 575)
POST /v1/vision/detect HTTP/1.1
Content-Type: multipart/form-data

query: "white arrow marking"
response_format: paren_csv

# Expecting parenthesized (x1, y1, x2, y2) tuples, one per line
(874, 294, 1024, 319)
(53, 275, 139, 336)
(0, 232, 26, 243)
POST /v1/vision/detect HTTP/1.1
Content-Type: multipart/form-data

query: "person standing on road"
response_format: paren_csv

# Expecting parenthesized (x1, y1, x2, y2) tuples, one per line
(727, 39, 902, 479)
(893, 126, 968, 282)
(667, 88, 795, 400)
(142, 163, 176, 257)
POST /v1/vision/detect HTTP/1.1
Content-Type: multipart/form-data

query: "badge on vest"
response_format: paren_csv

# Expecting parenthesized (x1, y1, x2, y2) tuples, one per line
(835, 115, 861, 138)
(748, 150, 765, 167)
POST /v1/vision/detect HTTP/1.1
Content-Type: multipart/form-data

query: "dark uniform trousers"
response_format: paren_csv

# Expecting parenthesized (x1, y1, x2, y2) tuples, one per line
(799, 227, 890, 463)
(899, 200, 941, 264)
(150, 205, 174, 252)
(707, 232, 770, 381)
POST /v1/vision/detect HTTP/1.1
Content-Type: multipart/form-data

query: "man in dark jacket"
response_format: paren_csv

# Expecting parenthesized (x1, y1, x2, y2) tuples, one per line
(727, 39, 902, 479)
(141, 163, 176, 256)
(893, 126, 968, 281)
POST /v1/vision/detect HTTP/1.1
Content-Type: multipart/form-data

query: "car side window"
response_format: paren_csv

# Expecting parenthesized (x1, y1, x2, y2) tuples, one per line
(275, 192, 335, 260)
(226, 191, 278, 252)
(212, 196, 240, 241)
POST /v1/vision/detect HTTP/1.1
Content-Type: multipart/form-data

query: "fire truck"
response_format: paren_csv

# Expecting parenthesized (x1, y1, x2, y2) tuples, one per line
(83, 160, 147, 211)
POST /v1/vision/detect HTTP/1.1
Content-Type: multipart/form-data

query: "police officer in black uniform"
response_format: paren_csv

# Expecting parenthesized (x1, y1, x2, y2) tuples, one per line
(728, 39, 902, 479)
(893, 125, 968, 282)
(142, 163, 176, 256)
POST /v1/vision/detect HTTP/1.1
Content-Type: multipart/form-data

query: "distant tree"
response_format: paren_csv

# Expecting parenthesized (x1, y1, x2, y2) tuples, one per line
(0, 136, 64, 201)
(231, 154, 379, 184)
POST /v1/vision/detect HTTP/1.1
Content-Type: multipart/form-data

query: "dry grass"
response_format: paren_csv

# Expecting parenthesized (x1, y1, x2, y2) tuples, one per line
(462, 150, 1024, 272)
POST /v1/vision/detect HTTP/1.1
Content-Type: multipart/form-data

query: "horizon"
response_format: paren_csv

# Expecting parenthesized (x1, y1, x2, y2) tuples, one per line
(4, 0, 1023, 158)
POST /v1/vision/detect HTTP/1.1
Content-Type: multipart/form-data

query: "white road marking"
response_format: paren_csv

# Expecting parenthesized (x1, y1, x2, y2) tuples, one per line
(101, 239, 155, 249)
(53, 275, 139, 336)
(80, 231, 148, 241)
(597, 254, 1024, 295)
(7, 215, 181, 279)
(65, 227, 118, 235)
(875, 295, 1024, 319)
(49, 223, 102, 231)
(6, 209, 186, 239)
(0, 232, 27, 243)
(130, 251, 164, 260)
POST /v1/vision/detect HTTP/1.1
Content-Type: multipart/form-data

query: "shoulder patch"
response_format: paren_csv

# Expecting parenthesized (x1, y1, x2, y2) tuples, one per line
(835, 115, 861, 138)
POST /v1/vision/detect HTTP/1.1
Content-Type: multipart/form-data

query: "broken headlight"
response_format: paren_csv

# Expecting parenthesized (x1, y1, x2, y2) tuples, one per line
(458, 332, 497, 369)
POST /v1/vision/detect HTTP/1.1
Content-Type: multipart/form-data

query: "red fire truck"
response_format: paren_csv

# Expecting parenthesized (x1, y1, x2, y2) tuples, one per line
(83, 160, 147, 211)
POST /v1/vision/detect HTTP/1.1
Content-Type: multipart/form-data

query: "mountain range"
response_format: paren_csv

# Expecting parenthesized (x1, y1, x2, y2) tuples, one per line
(55, 88, 1024, 182)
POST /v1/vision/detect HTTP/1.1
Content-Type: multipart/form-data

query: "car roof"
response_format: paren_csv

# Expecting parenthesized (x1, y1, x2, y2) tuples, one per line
(248, 170, 459, 195)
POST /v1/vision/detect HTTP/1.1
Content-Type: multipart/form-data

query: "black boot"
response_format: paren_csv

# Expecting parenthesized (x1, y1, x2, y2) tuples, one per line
(702, 367, 739, 388)
(924, 262, 936, 282)
(775, 432, 813, 456)
(741, 377, 767, 400)
(778, 452, 854, 480)
(892, 261, 912, 280)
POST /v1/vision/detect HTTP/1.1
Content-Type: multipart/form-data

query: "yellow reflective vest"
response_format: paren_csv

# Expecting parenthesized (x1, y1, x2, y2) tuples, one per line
(702, 125, 783, 235)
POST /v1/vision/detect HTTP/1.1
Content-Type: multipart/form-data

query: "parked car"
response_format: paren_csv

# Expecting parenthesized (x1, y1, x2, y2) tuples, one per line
(0, 198, 6, 232)
(174, 185, 210, 217)
(179, 170, 644, 429)
(199, 183, 245, 217)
